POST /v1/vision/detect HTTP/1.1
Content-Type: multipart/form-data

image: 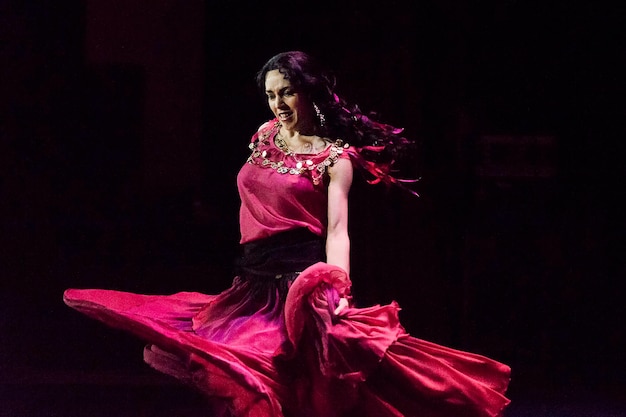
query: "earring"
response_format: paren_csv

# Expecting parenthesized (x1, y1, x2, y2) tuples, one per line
(313, 103, 326, 128)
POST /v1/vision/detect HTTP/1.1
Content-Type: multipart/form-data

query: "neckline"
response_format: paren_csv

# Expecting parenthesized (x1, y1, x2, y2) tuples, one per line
(270, 124, 332, 157)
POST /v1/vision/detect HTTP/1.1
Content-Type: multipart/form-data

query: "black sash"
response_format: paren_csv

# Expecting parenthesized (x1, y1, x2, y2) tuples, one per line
(235, 228, 325, 280)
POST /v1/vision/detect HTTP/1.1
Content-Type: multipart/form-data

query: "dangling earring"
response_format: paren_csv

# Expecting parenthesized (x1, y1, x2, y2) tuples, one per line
(313, 103, 326, 128)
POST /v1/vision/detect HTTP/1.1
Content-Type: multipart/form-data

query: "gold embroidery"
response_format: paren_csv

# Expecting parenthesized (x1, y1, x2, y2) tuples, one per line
(246, 122, 348, 185)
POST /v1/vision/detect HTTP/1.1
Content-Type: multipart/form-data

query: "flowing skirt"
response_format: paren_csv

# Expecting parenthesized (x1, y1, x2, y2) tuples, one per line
(63, 262, 511, 417)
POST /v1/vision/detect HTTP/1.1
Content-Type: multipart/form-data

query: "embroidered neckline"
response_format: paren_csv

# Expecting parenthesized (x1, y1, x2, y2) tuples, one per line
(274, 131, 331, 157)
(246, 120, 349, 185)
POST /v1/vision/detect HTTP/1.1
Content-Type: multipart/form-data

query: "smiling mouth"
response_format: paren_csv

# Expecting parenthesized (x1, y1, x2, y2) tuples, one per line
(278, 111, 293, 121)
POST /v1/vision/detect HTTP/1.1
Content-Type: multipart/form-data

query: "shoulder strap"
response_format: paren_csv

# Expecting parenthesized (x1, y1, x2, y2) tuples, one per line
(250, 119, 278, 144)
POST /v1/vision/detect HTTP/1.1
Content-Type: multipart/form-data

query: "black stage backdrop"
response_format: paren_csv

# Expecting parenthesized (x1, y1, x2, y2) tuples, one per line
(2, 0, 625, 415)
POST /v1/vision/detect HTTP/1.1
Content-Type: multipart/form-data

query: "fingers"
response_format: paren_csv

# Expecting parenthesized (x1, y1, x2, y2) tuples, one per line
(333, 297, 350, 315)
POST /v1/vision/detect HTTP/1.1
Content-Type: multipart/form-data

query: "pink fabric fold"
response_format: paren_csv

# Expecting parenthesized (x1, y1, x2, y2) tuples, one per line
(64, 262, 510, 417)
(284, 262, 404, 382)
(63, 288, 288, 417)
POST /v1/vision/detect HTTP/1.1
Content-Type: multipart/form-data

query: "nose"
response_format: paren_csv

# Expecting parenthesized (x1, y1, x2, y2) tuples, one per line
(273, 95, 285, 108)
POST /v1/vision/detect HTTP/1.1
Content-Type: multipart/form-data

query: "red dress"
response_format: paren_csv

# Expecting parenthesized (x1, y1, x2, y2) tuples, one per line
(64, 119, 511, 417)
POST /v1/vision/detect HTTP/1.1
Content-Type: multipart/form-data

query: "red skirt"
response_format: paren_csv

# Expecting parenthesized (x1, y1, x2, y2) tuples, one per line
(64, 262, 510, 417)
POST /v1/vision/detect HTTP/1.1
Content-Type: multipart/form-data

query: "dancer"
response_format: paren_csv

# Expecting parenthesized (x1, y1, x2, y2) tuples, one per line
(64, 51, 510, 417)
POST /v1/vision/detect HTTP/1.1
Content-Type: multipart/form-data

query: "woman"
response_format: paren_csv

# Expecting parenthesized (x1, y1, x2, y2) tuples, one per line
(64, 51, 510, 417)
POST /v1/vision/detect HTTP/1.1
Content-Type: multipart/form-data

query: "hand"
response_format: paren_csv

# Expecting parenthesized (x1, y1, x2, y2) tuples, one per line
(333, 297, 350, 315)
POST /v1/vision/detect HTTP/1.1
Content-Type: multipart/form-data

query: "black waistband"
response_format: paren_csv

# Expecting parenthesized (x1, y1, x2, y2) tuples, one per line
(235, 228, 325, 279)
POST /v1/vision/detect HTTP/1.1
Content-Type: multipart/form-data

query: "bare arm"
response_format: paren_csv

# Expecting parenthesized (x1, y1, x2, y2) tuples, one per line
(326, 157, 353, 275)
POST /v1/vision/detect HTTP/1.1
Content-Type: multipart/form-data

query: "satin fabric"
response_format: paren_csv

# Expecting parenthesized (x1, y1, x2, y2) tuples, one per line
(64, 262, 510, 417)
(64, 121, 510, 416)
(237, 119, 350, 244)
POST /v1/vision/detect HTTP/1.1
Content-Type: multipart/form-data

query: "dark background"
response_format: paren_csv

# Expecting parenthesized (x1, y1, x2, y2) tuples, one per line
(2, 0, 625, 416)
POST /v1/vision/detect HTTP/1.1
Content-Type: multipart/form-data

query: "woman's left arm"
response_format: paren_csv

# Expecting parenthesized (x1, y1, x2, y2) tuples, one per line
(326, 157, 353, 275)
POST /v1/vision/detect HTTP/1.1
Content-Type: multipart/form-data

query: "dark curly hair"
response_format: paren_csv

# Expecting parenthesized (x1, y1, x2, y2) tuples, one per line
(256, 51, 418, 193)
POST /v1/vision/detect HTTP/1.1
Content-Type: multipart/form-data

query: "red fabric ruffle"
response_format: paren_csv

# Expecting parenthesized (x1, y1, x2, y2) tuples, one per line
(64, 262, 510, 417)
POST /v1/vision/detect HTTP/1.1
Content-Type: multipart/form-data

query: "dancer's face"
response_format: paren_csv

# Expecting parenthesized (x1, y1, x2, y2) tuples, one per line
(264, 69, 314, 132)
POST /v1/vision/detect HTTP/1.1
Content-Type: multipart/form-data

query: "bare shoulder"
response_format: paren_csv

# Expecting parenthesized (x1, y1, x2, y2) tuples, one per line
(328, 157, 353, 184)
